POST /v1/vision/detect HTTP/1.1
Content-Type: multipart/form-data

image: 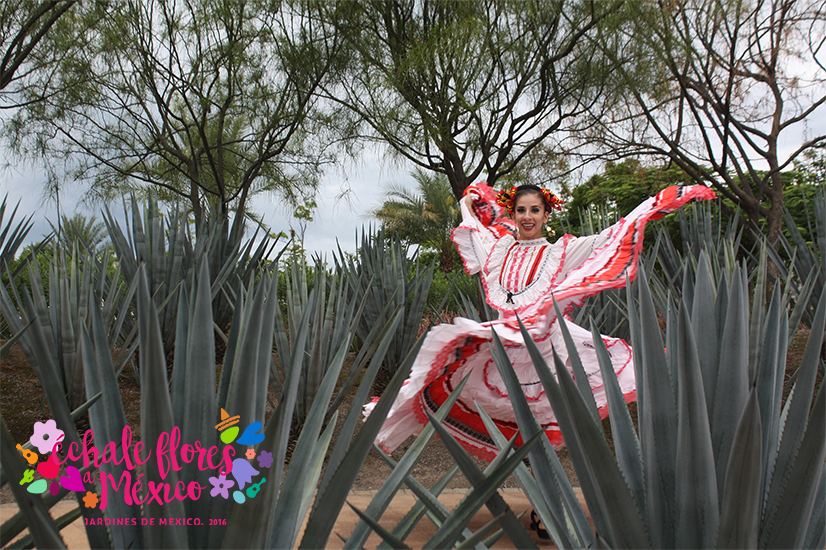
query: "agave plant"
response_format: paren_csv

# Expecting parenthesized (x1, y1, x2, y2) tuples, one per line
(103, 196, 278, 356)
(772, 187, 825, 328)
(336, 226, 435, 388)
(0, 243, 136, 411)
(0, 195, 34, 277)
(332, 376, 543, 550)
(0, 246, 136, 546)
(2, 221, 413, 548)
(488, 256, 825, 549)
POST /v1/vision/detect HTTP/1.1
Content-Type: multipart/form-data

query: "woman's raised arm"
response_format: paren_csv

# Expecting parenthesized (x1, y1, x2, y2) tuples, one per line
(451, 182, 516, 275)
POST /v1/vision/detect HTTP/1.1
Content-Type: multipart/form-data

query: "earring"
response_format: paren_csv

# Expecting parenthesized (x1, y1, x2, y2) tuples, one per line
(545, 225, 556, 238)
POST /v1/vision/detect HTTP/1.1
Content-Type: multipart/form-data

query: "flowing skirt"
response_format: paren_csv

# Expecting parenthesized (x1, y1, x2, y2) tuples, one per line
(373, 313, 635, 461)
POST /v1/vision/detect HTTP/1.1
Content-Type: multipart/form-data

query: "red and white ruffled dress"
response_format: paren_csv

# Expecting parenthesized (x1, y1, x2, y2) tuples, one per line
(371, 182, 716, 461)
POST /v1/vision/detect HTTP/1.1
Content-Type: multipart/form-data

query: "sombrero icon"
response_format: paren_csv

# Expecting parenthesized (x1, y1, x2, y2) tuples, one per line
(216, 408, 240, 431)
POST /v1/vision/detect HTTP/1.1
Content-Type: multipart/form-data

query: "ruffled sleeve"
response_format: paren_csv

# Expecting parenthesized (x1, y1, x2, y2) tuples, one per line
(450, 182, 516, 275)
(536, 184, 718, 317)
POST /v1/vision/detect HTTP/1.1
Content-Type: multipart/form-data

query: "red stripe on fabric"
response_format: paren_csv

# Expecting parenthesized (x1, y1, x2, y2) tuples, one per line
(509, 245, 530, 293)
(499, 243, 519, 287)
(526, 245, 547, 285)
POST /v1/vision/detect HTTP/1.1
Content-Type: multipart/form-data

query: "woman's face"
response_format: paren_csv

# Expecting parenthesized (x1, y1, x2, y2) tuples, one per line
(513, 193, 549, 240)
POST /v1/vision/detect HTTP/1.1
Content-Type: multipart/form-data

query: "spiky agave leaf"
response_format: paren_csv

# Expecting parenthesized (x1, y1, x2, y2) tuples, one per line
(299, 336, 426, 549)
(0, 415, 67, 549)
(710, 263, 750, 502)
(422, 405, 538, 550)
(80, 304, 143, 548)
(136, 264, 188, 548)
(0, 261, 111, 547)
(343, 373, 472, 549)
(494, 319, 594, 549)
(636, 265, 677, 549)
(422, 430, 541, 550)
(715, 388, 762, 550)
(674, 300, 719, 548)
(588, 317, 645, 530)
(475, 404, 558, 546)
(759, 286, 826, 548)
(374, 461, 461, 547)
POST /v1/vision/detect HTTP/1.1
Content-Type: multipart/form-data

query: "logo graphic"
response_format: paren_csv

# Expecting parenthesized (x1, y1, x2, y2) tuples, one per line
(16, 409, 268, 511)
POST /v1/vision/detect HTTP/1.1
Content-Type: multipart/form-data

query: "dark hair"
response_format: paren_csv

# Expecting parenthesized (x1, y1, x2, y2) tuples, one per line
(513, 185, 551, 212)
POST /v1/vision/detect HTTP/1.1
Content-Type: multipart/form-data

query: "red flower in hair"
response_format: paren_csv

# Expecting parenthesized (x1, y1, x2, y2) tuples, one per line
(541, 189, 563, 211)
(496, 186, 518, 214)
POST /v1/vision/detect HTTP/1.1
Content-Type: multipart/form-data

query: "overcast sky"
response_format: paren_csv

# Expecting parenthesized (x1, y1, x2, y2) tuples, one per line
(3, 109, 824, 262)
(1, 148, 417, 260)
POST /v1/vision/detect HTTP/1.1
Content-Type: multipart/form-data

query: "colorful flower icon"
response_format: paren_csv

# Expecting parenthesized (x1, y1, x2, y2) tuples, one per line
(256, 450, 273, 469)
(29, 419, 64, 455)
(245, 448, 256, 460)
(83, 491, 99, 508)
(208, 475, 235, 499)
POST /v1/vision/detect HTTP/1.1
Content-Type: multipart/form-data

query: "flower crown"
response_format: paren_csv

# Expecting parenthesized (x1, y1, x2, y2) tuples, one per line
(496, 186, 563, 215)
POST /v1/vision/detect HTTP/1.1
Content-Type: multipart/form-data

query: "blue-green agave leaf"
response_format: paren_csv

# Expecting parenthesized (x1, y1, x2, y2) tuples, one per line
(762, 377, 826, 549)
(637, 266, 677, 549)
(344, 373, 472, 549)
(346, 501, 412, 550)
(0, 416, 67, 549)
(715, 388, 762, 549)
(379, 464, 461, 549)
(318, 307, 403, 497)
(136, 265, 189, 548)
(82, 309, 143, 548)
(170, 284, 189, 429)
(803, 468, 825, 550)
(375, 449, 479, 540)
(552, 298, 600, 424)
(475, 402, 560, 547)
(298, 336, 426, 549)
(711, 266, 750, 502)
(589, 318, 646, 527)
(181, 256, 218, 547)
(269, 343, 353, 549)
(549, 339, 651, 549)
(691, 253, 718, 417)
(423, 431, 541, 550)
(674, 302, 719, 549)
(455, 512, 508, 550)
(760, 285, 826, 544)
(423, 406, 537, 550)
(498, 320, 593, 548)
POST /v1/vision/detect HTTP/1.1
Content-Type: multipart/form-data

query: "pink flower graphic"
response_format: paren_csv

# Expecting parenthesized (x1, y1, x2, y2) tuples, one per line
(29, 420, 64, 454)
(245, 448, 256, 460)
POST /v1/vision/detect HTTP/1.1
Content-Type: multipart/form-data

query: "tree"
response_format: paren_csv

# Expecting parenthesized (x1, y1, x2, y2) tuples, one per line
(0, 0, 78, 97)
(7, 0, 346, 236)
(373, 169, 460, 272)
(561, 159, 695, 231)
(323, 0, 625, 201)
(48, 212, 109, 257)
(588, 0, 826, 246)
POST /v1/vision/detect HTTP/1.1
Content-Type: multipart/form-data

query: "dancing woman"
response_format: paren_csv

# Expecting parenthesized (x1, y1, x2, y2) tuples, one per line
(371, 181, 716, 460)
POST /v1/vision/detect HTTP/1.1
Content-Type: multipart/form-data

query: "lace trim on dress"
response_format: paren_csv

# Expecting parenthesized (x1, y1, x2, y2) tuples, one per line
(482, 237, 561, 314)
